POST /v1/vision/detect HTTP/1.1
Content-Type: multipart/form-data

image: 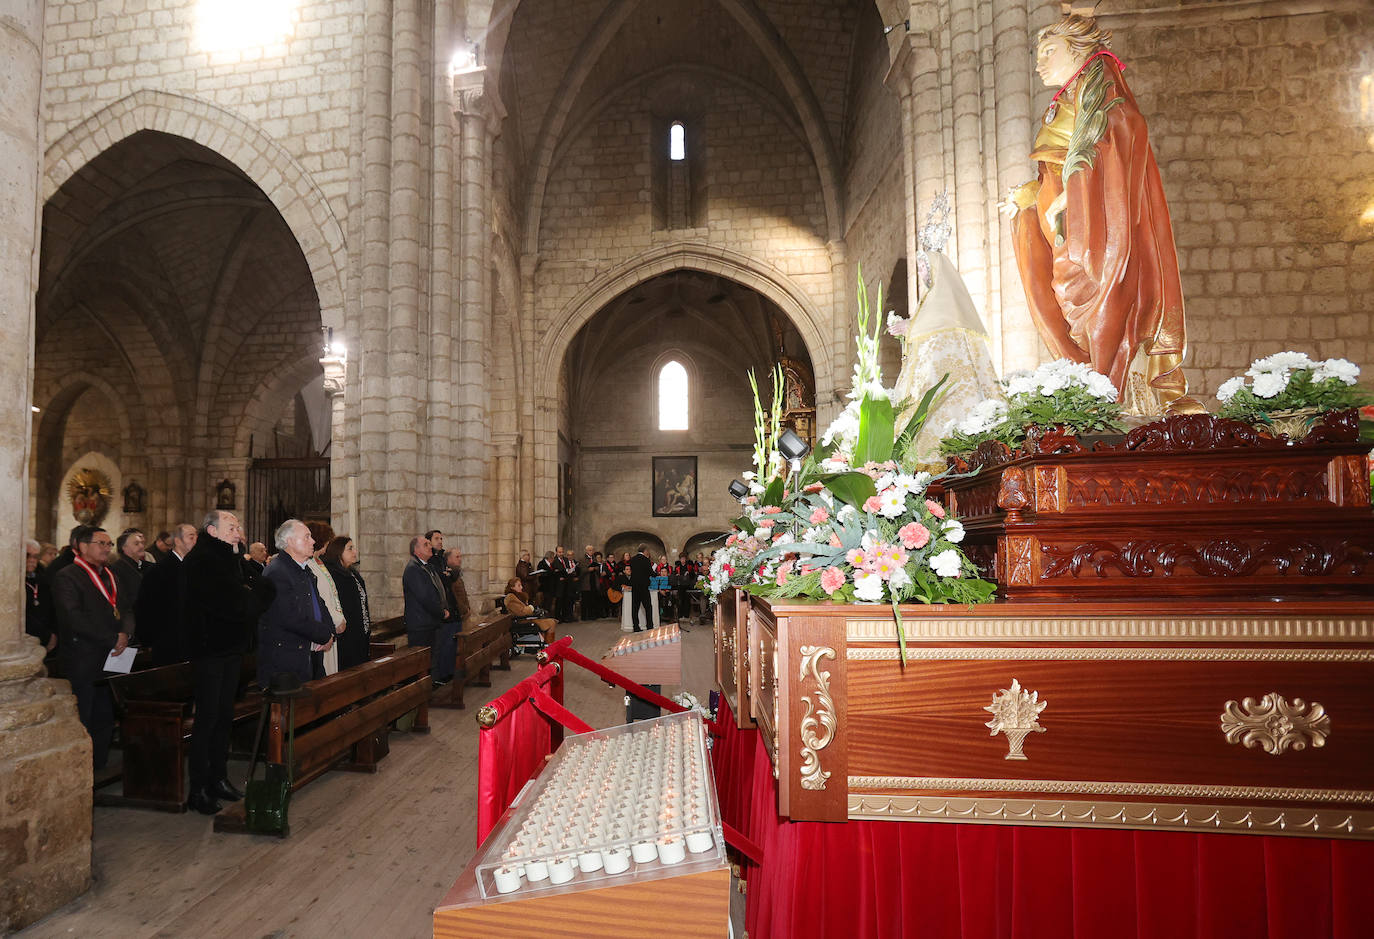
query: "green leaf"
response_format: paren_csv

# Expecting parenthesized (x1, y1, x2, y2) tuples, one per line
(732, 515, 755, 535)
(854, 395, 895, 464)
(894, 374, 950, 455)
(762, 476, 785, 507)
(821, 471, 877, 508)
(891, 600, 906, 667)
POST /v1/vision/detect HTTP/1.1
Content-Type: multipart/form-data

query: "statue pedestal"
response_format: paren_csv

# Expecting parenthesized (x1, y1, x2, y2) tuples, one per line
(0, 640, 93, 931)
(943, 411, 1373, 600)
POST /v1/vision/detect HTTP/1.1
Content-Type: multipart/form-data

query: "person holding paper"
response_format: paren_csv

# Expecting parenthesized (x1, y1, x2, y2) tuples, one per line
(51, 526, 131, 769)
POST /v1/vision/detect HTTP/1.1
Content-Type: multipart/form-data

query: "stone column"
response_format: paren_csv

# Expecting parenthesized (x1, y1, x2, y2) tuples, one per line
(453, 78, 499, 590)
(0, 0, 94, 929)
(489, 431, 520, 595)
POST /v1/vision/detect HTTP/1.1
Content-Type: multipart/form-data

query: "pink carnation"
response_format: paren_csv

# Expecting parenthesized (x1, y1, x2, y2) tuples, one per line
(726, 533, 738, 546)
(863, 495, 883, 514)
(820, 567, 845, 595)
(775, 561, 793, 587)
(925, 499, 946, 519)
(756, 518, 774, 528)
(804, 483, 825, 493)
(810, 507, 830, 525)
(898, 522, 930, 549)
(829, 533, 843, 548)
(762, 506, 783, 515)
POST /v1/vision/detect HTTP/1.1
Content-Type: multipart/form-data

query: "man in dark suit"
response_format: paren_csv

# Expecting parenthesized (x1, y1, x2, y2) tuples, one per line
(628, 544, 654, 632)
(110, 527, 152, 612)
(134, 522, 197, 666)
(51, 526, 131, 769)
(183, 510, 274, 814)
(403, 533, 456, 686)
(258, 519, 338, 690)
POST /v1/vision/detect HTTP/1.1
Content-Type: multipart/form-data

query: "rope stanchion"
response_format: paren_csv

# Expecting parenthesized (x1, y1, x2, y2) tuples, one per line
(528, 687, 594, 735)
(546, 643, 689, 714)
(722, 821, 764, 866)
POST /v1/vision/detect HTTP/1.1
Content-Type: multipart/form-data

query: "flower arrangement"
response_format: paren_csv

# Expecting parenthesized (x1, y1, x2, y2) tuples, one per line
(1216, 352, 1370, 433)
(938, 358, 1123, 457)
(707, 269, 996, 662)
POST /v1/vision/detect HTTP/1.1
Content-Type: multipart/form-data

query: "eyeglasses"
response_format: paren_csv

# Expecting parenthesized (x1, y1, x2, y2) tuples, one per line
(90, 540, 115, 547)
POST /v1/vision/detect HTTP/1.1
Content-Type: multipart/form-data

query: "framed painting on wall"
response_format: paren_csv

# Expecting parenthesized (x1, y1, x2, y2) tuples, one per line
(652, 456, 697, 517)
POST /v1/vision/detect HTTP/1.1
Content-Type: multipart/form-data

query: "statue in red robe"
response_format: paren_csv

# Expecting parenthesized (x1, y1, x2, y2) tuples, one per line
(1005, 15, 1197, 413)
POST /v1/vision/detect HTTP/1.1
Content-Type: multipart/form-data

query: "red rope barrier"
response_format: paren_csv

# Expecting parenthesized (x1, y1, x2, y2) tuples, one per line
(529, 687, 594, 735)
(546, 643, 690, 715)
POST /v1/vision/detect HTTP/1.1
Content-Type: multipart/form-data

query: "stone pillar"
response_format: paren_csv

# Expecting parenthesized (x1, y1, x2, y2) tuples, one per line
(453, 78, 498, 590)
(990, 0, 1034, 374)
(0, 0, 94, 928)
(489, 431, 520, 595)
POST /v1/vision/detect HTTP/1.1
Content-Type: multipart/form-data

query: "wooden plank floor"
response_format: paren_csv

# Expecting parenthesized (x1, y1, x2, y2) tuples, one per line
(19, 616, 723, 939)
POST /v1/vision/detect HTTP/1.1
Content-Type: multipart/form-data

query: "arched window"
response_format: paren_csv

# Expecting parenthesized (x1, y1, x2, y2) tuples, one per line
(669, 121, 686, 161)
(658, 360, 688, 430)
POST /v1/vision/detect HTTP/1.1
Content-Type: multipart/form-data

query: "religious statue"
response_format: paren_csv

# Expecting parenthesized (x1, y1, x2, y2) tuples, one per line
(889, 192, 1003, 468)
(1003, 15, 1196, 413)
(67, 467, 112, 525)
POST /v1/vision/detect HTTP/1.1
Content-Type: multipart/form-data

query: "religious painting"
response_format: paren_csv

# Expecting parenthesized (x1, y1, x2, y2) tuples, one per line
(121, 481, 145, 514)
(215, 479, 236, 510)
(652, 456, 697, 517)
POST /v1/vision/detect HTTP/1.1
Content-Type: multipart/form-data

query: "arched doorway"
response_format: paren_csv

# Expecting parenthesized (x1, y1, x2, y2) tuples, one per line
(33, 130, 326, 544)
(560, 269, 815, 562)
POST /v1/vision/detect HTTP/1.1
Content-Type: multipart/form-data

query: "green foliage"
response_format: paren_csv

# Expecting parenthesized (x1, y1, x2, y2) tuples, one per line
(854, 395, 895, 464)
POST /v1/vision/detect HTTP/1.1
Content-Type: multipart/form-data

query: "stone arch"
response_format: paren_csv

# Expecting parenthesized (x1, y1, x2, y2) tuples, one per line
(603, 530, 666, 560)
(681, 530, 729, 559)
(515, 0, 844, 255)
(536, 243, 835, 405)
(232, 350, 328, 459)
(42, 89, 345, 332)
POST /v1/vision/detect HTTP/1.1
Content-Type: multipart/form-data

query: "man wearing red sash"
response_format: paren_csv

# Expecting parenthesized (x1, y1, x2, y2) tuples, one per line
(51, 526, 131, 769)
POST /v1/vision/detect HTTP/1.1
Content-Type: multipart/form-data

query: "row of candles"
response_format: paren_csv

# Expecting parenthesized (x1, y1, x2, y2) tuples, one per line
(485, 717, 716, 895)
(606, 624, 680, 657)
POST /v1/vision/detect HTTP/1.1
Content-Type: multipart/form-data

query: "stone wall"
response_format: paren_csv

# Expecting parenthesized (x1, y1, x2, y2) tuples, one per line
(1106, 5, 1374, 398)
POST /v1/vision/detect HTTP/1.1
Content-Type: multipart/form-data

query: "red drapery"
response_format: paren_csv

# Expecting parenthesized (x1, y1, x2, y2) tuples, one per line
(710, 703, 1374, 939)
(475, 661, 563, 844)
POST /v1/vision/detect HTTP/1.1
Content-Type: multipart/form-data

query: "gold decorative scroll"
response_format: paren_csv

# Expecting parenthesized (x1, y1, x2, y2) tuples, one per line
(798, 645, 837, 791)
(1221, 693, 1331, 755)
(847, 775, 1372, 804)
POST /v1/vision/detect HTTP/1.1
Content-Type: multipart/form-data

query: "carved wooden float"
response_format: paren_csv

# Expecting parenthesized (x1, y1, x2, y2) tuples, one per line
(713, 586, 754, 730)
(741, 595, 1374, 838)
(942, 411, 1373, 600)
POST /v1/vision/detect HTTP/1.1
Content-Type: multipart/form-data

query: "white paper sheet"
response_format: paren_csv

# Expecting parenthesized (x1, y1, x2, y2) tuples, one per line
(103, 646, 137, 674)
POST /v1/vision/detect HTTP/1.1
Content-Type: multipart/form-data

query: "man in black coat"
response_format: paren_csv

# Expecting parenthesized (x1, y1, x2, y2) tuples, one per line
(110, 527, 152, 613)
(51, 526, 131, 769)
(182, 511, 274, 813)
(134, 522, 198, 666)
(259, 519, 339, 690)
(628, 544, 654, 632)
(403, 533, 456, 685)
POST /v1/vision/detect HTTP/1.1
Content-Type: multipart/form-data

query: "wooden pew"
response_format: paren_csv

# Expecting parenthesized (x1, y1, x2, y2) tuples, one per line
(104, 658, 261, 812)
(370, 614, 407, 644)
(431, 612, 513, 710)
(214, 645, 432, 834)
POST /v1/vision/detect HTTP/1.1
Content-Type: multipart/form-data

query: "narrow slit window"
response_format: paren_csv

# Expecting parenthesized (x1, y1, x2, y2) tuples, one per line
(669, 121, 686, 161)
(659, 360, 688, 430)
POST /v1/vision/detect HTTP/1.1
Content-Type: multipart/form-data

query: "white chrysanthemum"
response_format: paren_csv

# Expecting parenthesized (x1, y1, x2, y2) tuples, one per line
(874, 472, 895, 493)
(1216, 376, 1246, 403)
(892, 473, 921, 497)
(1251, 370, 1289, 399)
(1085, 372, 1119, 401)
(852, 569, 885, 601)
(942, 519, 966, 544)
(929, 549, 962, 578)
(959, 398, 1009, 434)
(837, 504, 858, 524)
(820, 403, 861, 448)
(1313, 358, 1360, 385)
(911, 472, 933, 493)
(773, 531, 795, 546)
(1038, 372, 1068, 396)
(878, 489, 907, 518)
(1004, 372, 1036, 397)
(1250, 351, 1314, 374)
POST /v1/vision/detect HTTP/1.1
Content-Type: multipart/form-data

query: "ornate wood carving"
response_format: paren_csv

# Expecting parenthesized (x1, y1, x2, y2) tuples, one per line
(1040, 537, 1373, 580)
(1033, 465, 1063, 514)
(797, 646, 837, 790)
(1064, 467, 1330, 507)
(996, 467, 1031, 522)
(1001, 537, 1037, 586)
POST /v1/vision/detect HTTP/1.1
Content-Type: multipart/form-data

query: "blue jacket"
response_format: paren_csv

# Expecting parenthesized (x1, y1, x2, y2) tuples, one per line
(257, 554, 335, 686)
(402, 556, 447, 630)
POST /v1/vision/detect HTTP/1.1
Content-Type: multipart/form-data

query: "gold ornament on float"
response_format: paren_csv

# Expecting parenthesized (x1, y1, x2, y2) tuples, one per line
(984, 678, 1048, 760)
(67, 467, 112, 526)
(1221, 693, 1330, 755)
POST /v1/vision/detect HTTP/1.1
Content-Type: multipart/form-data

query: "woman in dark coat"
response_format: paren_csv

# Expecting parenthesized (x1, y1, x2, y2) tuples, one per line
(323, 536, 372, 670)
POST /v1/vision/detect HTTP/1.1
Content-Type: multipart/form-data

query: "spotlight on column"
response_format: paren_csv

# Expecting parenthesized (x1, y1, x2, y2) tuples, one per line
(778, 428, 810, 463)
(727, 479, 749, 502)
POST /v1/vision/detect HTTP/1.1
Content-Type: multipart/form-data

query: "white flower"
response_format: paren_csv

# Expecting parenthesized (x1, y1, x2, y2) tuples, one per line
(942, 519, 965, 543)
(1251, 370, 1289, 399)
(874, 472, 896, 493)
(820, 457, 849, 474)
(911, 472, 933, 493)
(1216, 376, 1246, 403)
(863, 380, 890, 401)
(1085, 372, 1119, 401)
(820, 403, 861, 448)
(892, 473, 922, 497)
(1313, 358, 1360, 385)
(837, 504, 858, 524)
(1251, 351, 1314, 374)
(852, 569, 885, 601)
(958, 398, 1008, 435)
(1038, 372, 1068, 396)
(888, 566, 911, 591)
(1004, 371, 1035, 397)
(878, 489, 907, 518)
(773, 531, 795, 546)
(929, 549, 962, 578)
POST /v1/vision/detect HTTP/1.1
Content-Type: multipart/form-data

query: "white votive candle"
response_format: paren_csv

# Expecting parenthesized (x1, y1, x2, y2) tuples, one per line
(657, 836, 686, 865)
(492, 866, 522, 894)
(577, 849, 604, 873)
(686, 830, 714, 853)
(525, 858, 549, 882)
(548, 856, 575, 885)
(602, 846, 632, 874)
(631, 839, 658, 863)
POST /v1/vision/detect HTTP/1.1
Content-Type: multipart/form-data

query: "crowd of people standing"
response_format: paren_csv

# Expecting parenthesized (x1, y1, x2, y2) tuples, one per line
(508, 544, 709, 625)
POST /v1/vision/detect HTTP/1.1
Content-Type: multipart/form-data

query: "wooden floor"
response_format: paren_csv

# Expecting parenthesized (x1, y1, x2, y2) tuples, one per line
(19, 616, 723, 939)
